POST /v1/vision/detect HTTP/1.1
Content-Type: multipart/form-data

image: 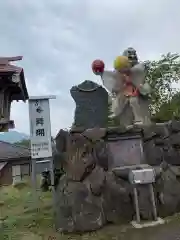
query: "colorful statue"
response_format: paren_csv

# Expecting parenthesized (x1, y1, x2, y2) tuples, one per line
(92, 48, 152, 127)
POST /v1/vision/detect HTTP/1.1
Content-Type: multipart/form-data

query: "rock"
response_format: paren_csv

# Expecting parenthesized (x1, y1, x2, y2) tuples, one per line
(169, 133, 180, 147)
(62, 134, 96, 181)
(143, 124, 165, 165)
(103, 172, 134, 223)
(82, 128, 107, 142)
(168, 120, 180, 133)
(54, 133, 109, 233)
(156, 165, 180, 217)
(55, 129, 69, 153)
(55, 162, 135, 232)
(164, 146, 180, 165)
(143, 122, 180, 166)
(93, 140, 110, 171)
(84, 166, 106, 196)
(144, 140, 163, 165)
(55, 174, 106, 233)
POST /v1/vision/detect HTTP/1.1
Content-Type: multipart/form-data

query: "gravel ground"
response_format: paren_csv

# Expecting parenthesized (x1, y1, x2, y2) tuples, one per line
(2, 185, 180, 240)
(121, 221, 180, 240)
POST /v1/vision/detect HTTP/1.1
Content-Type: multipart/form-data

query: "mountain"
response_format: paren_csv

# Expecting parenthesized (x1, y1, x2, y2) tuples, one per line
(0, 131, 29, 143)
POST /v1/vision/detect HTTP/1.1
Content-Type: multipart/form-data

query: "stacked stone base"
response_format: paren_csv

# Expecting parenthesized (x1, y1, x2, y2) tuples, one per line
(54, 121, 180, 233)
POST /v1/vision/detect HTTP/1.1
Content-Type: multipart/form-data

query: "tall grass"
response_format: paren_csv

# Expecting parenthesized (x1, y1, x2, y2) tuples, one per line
(1, 183, 180, 240)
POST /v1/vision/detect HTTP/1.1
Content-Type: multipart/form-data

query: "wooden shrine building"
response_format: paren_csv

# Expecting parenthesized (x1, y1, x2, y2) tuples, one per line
(0, 56, 29, 131)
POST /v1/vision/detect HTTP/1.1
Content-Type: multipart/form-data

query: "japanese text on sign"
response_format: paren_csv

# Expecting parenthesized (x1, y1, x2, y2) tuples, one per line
(34, 100, 45, 137)
(29, 98, 52, 159)
(31, 142, 50, 157)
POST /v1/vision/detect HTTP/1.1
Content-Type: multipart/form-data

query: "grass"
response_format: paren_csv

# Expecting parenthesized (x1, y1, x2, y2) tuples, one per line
(1, 181, 180, 240)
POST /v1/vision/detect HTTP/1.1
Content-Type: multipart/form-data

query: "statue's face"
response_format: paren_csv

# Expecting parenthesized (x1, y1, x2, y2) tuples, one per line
(123, 47, 138, 66)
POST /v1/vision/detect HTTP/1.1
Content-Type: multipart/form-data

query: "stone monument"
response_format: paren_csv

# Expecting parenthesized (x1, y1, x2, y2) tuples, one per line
(70, 80, 108, 129)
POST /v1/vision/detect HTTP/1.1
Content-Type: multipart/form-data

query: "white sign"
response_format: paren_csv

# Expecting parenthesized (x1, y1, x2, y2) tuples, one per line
(28, 96, 55, 159)
(129, 168, 155, 185)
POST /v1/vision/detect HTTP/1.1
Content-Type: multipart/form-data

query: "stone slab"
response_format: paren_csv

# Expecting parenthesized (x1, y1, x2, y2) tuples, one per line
(131, 217, 165, 229)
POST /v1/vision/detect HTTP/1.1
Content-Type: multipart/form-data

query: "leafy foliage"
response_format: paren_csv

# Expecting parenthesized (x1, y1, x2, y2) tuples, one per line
(153, 91, 180, 122)
(15, 139, 30, 148)
(145, 53, 180, 114)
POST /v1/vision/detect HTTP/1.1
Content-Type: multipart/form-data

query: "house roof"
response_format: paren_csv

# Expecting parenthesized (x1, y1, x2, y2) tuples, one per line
(0, 141, 30, 161)
(0, 162, 7, 170)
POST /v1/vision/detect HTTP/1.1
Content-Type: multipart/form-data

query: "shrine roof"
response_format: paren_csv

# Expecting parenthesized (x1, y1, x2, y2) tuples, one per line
(0, 56, 29, 101)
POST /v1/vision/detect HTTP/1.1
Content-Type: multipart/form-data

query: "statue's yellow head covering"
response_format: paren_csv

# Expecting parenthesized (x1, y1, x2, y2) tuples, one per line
(113, 56, 130, 71)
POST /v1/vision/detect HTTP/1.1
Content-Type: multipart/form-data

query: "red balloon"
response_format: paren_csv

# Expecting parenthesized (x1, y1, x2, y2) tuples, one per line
(92, 59, 105, 74)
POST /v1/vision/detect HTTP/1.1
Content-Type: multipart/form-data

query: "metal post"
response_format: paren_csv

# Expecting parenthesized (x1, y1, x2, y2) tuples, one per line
(31, 158, 39, 211)
(133, 186, 140, 223)
(28, 95, 56, 213)
(49, 156, 56, 213)
(149, 184, 157, 221)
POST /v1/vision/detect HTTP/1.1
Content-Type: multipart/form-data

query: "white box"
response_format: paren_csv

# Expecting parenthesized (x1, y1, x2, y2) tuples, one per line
(129, 168, 155, 184)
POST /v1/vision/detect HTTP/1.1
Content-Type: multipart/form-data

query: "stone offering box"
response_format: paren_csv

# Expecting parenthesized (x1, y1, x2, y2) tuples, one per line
(128, 168, 156, 185)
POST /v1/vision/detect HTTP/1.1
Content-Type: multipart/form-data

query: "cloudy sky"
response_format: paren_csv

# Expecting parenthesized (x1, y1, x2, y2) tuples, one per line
(0, 0, 179, 136)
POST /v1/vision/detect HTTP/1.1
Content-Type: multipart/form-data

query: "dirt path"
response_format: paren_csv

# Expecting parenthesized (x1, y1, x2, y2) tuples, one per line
(2, 186, 180, 240)
(2, 220, 180, 240)
(117, 221, 180, 240)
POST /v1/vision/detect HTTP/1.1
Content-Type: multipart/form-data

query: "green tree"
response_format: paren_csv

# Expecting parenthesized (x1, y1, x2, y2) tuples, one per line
(152, 91, 180, 122)
(145, 52, 180, 115)
(15, 139, 30, 148)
